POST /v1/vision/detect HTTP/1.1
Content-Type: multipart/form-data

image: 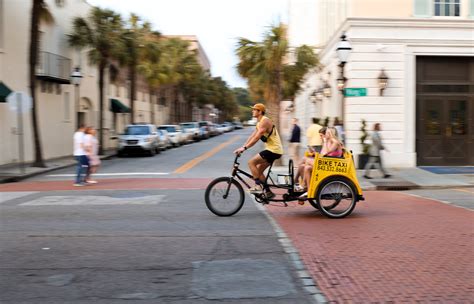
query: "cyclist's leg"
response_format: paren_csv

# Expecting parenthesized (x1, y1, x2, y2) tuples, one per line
(248, 154, 269, 183)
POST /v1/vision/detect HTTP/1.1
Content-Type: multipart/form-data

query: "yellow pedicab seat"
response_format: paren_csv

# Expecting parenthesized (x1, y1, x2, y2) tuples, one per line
(306, 150, 364, 218)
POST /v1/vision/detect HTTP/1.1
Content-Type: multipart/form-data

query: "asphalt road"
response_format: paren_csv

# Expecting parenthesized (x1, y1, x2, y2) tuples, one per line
(0, 128, 317, 304)
(1, 127, 472, 303)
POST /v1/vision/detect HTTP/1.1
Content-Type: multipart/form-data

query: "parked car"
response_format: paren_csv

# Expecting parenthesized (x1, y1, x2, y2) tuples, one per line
(158, 125, 186, 146)
(118, 124, 160, 156)
(216, 124, 226, 134)
(198, 121, 211, 139)
(223, 122, 235, 132)
(157, 129, 172, 150)
(232, 121, 244, 129)
(180, 122, 202, 141)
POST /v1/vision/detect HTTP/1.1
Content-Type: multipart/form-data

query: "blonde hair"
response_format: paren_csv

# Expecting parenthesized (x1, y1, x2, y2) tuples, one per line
(326, 127, 343, 146)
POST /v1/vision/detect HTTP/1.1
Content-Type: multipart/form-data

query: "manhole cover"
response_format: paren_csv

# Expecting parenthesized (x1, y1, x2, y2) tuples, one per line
(192, 259, 295, 299)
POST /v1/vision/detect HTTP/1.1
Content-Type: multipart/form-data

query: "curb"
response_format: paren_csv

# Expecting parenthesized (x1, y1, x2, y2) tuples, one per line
(252, 196, 328, 304)
(0, 153, 116, 184)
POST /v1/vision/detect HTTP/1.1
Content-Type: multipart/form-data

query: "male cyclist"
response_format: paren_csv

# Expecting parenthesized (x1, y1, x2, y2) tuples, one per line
(233, 103, 283, 198)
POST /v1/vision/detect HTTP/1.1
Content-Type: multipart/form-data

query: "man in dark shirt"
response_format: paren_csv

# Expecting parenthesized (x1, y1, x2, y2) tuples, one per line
(289, 118, 301, 166)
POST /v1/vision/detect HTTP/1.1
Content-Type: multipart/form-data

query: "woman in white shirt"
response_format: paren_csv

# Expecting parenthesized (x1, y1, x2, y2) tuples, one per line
(84, 127, 101, 184)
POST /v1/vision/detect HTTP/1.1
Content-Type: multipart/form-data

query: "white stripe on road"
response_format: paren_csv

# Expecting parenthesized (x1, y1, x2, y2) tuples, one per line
(48, 172, 169, 177)
(20, 195, 165, 206)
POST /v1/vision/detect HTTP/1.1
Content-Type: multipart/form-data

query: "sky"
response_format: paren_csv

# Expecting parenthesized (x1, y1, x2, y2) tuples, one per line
(87, 0, 289, 88)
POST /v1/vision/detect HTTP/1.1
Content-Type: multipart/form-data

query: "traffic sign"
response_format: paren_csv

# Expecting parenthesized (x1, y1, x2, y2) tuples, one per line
(344, 88, 367, 97)
(7, 91, 32, 113)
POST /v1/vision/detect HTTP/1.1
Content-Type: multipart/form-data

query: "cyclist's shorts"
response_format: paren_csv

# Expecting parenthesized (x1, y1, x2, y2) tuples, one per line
(259, 150, 282, 164)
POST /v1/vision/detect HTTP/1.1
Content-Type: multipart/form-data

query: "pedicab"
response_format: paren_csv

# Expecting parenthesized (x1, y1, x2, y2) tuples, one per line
(205, 149, 364, 218)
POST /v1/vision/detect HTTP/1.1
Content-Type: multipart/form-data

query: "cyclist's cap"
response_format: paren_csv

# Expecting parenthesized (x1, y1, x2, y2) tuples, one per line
(250, 103, 266, 112)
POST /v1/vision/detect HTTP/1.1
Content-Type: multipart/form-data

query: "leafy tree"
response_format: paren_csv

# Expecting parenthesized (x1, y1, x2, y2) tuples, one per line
(69, 7, 123, 154)
(29, 0, 53, 167)
(119, 14, 159, 123)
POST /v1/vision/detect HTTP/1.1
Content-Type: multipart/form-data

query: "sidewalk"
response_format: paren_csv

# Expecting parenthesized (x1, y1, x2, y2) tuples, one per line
(0, 150, 116, 184)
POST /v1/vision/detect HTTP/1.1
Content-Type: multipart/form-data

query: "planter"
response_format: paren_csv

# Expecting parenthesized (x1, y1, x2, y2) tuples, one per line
(358, 154, 369, 169)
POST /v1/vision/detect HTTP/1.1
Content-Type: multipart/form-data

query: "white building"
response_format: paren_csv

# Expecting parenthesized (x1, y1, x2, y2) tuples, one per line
(289, 0, 474, 167)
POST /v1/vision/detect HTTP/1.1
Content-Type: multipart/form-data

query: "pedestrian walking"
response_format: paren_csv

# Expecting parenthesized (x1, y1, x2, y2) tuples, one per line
(288, 118, 301, 166)
(84, 126, 100, 184)
(306, 117, 323, 152)
(364, 123, 391, 179)
(73, 124, 89, 186)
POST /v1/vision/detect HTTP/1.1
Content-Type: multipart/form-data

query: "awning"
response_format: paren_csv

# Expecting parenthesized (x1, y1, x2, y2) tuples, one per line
(110, 98, 130, 113)
(0, 81, 13, 103)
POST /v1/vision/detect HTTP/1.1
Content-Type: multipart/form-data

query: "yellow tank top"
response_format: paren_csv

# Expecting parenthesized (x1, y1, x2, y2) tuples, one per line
(257, 116, 283, 155)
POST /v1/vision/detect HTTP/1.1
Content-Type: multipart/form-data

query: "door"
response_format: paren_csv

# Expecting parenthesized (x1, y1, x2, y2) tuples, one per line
(417, 97, 472, 165)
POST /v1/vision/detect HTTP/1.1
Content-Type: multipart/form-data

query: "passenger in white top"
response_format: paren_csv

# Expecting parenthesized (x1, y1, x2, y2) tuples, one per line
(73, 124, 89, 186)
(84, 127, 100, 184)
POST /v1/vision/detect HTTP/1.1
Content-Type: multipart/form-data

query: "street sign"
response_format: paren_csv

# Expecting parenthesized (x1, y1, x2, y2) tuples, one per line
(7, 91, 32, 113)
(344, 88, 367, 97)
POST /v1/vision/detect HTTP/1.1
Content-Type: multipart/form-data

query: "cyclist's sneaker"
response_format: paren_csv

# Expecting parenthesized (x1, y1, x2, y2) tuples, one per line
(264, 190, 275, 199)
(294, 184, 306, 192)
(248, 185, 264, 194)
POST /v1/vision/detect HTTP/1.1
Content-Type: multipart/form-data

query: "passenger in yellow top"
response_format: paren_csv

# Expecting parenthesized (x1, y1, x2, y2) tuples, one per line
(233, 103, 283, 198)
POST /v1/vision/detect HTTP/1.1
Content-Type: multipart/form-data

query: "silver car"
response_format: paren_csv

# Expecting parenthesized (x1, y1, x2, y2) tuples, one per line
(118, 124, 161, 156)
(158, 125, 187, 146)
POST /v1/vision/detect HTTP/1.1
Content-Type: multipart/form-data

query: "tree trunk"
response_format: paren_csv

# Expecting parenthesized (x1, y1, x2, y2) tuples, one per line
(29, 0, 46, 167)
(129, 63, 136, 124)
(98, 60, 106, 155)
(149, 84, 155, 125)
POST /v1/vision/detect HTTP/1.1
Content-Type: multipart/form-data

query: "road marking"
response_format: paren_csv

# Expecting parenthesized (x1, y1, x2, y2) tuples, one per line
(48, 172, 169, 177)
(20, 195, 165, 206)
(0, 191, 37, 204)
(453, 188, 474, 194)
(174, 135, 241, 174)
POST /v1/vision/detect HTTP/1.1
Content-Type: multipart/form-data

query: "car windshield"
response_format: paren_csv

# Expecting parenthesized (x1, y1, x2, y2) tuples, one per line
(180, 123, 195, 129)
(124, 126, 150, 135)
(198, 122, 208, 127)
(161, 126, 176, 132)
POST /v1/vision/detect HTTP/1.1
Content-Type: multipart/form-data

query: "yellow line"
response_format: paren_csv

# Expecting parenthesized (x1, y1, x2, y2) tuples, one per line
(453, 188, 474, 194)
(173, 136, 241, 174)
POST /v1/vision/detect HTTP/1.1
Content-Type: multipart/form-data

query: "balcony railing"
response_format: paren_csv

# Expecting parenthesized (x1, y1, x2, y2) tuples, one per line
(36, 51, 71, 84)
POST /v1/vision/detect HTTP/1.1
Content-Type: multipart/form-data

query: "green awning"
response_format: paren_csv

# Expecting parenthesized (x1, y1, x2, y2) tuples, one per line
(110, 98, 130, 113)
(0, 81, 13, 103)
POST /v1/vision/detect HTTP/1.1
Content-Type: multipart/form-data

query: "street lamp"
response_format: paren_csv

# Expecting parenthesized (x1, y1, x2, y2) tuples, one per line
(378, 68, 389, 96)
(336, 33, 352, 122)
(70, 67, 82, 129)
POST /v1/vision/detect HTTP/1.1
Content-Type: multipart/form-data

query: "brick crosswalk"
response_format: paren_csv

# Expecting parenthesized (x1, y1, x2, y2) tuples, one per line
(266, 191, 474, 302)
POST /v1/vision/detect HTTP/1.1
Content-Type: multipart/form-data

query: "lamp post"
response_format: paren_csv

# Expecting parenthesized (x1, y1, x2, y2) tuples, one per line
(378, 68, 389, 96)
(70, 67, 82, 129)
(335, 33, 352, 123)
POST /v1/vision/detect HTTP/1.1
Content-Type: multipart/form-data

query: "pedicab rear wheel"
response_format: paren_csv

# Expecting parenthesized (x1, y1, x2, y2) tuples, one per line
(311, 176, 357, 218)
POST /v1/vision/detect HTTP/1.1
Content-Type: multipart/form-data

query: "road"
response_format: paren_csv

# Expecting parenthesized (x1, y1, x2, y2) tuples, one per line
(1, 127, 473, 303)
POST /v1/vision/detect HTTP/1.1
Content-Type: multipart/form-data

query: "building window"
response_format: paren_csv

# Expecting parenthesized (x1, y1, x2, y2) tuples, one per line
(56, 83, 61, 95)
(63, 92, 70, 121)
(434, 0, 460, 16)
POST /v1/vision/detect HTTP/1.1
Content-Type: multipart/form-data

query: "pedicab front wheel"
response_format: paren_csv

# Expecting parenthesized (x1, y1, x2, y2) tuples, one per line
(308, 176, 357, 219)
(205, 177, 245, 216)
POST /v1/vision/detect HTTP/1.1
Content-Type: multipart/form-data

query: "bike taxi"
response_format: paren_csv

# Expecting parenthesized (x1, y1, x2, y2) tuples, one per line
(205, 149, 364, 219)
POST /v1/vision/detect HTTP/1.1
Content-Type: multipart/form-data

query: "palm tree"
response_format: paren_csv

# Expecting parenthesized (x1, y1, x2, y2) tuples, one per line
(68, 7, 123, 155)
(119, 14, 157, 124)
(236, 23, 318, 134)
(29, 0, 53, 167)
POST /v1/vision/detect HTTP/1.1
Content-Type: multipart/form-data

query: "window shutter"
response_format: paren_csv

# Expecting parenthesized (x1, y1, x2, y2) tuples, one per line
(414, 0, 431, 17)
(470, 0, 474, 18)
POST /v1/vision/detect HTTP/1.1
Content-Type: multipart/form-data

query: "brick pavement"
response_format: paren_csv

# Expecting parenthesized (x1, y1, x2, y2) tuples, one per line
(266, 191, 474, 303)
